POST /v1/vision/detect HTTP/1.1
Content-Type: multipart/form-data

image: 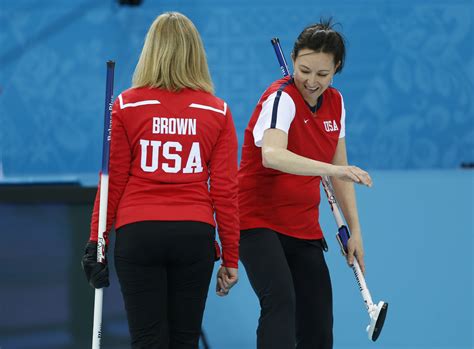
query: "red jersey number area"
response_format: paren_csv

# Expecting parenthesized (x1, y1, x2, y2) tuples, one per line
(140, 138, 202, 174)
(122, 90, 227, 184)
(90, 86, 240, 269)
(139, 117, 202, 176)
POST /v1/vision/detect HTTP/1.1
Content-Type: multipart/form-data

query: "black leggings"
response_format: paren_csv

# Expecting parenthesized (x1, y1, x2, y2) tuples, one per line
(114, 221, 215, 349)
(240, 228, 333, 349)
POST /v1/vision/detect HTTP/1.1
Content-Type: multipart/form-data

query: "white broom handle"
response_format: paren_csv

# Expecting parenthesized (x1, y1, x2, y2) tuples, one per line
(92, 288, 104, 348)
(321, 176, 374, 309)
(91, 60, 114, 349)
(92, 174, 109, 349)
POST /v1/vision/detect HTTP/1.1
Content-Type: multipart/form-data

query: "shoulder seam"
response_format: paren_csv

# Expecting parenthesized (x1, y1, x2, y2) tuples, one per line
(118, 94, 161, 109)
(189, 102, 227, 116)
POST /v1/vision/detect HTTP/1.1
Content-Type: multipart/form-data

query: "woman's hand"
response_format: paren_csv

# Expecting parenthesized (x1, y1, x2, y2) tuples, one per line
(216, 266, 238, 296)
(346, 232, 366, 274)
(333, 165, 372, 187)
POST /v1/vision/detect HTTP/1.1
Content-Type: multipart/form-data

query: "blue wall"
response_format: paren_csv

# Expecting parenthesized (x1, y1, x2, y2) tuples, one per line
(1, 170, 472, 348)
(1, 0, 473, 182)
(202, 170, 474, 349)
(0, 1, 473, 349)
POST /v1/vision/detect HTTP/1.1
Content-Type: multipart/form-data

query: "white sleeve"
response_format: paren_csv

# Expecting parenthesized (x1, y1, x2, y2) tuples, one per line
(339, 92, 346, 139)
(253, 91, 296, 147)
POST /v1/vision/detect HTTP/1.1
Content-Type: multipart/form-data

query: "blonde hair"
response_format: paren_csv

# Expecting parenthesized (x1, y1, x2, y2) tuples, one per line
(132, 12, 214, 94)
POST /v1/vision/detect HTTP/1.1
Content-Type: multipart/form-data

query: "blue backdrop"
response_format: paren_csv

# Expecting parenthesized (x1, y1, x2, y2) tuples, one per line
(1, 170, 472, 348)
(0, 1, 473, 349)
(0, 0, 473, 182)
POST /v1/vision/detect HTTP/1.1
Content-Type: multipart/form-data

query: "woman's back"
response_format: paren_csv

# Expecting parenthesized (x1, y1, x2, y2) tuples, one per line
(111, 86, 236, 229)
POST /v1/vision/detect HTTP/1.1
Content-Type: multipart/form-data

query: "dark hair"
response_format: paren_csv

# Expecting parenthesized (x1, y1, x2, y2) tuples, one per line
(292, 18, 346, 74)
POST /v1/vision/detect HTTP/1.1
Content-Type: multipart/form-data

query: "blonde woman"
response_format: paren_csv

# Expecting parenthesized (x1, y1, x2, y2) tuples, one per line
(81, 12, 239, 348)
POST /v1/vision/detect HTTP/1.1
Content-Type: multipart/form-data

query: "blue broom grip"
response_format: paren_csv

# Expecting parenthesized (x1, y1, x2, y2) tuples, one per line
(271, 38, 290, 77)
(101, 60, 115, 175)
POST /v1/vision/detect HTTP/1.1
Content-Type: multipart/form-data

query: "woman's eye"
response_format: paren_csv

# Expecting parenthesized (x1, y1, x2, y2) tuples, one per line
(319, 74, 329, 77)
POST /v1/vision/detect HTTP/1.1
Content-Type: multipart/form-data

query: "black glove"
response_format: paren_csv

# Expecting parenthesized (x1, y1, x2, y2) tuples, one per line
(81, 241, 110, 289)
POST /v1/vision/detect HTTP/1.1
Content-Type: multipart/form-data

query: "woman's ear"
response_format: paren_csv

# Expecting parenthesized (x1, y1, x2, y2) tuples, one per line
(335, 60, 341, 72)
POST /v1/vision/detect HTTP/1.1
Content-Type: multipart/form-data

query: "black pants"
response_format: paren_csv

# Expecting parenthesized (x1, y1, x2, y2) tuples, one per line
(240, 228, 333, 349)
(114, 221, 215, 349)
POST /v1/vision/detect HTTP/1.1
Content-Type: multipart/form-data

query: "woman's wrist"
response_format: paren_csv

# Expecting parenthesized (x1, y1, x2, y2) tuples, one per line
(325, 163, 337, 177)
(349, 228, 362, 237)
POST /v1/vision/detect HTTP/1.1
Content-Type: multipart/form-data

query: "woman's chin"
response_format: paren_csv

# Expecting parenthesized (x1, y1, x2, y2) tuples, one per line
(303, 95, 319, 107)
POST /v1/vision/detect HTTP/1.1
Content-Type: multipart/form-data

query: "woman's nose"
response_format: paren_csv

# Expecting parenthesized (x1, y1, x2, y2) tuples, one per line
(306, 75, 318, 87)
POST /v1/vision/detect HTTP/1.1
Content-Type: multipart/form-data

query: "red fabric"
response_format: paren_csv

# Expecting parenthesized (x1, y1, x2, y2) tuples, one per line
(90, 87, 239, 268)
(239, 76, 343, 240)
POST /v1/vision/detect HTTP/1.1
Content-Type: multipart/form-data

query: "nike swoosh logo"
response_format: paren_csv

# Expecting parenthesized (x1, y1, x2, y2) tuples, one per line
(304, 119, 309, 123)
